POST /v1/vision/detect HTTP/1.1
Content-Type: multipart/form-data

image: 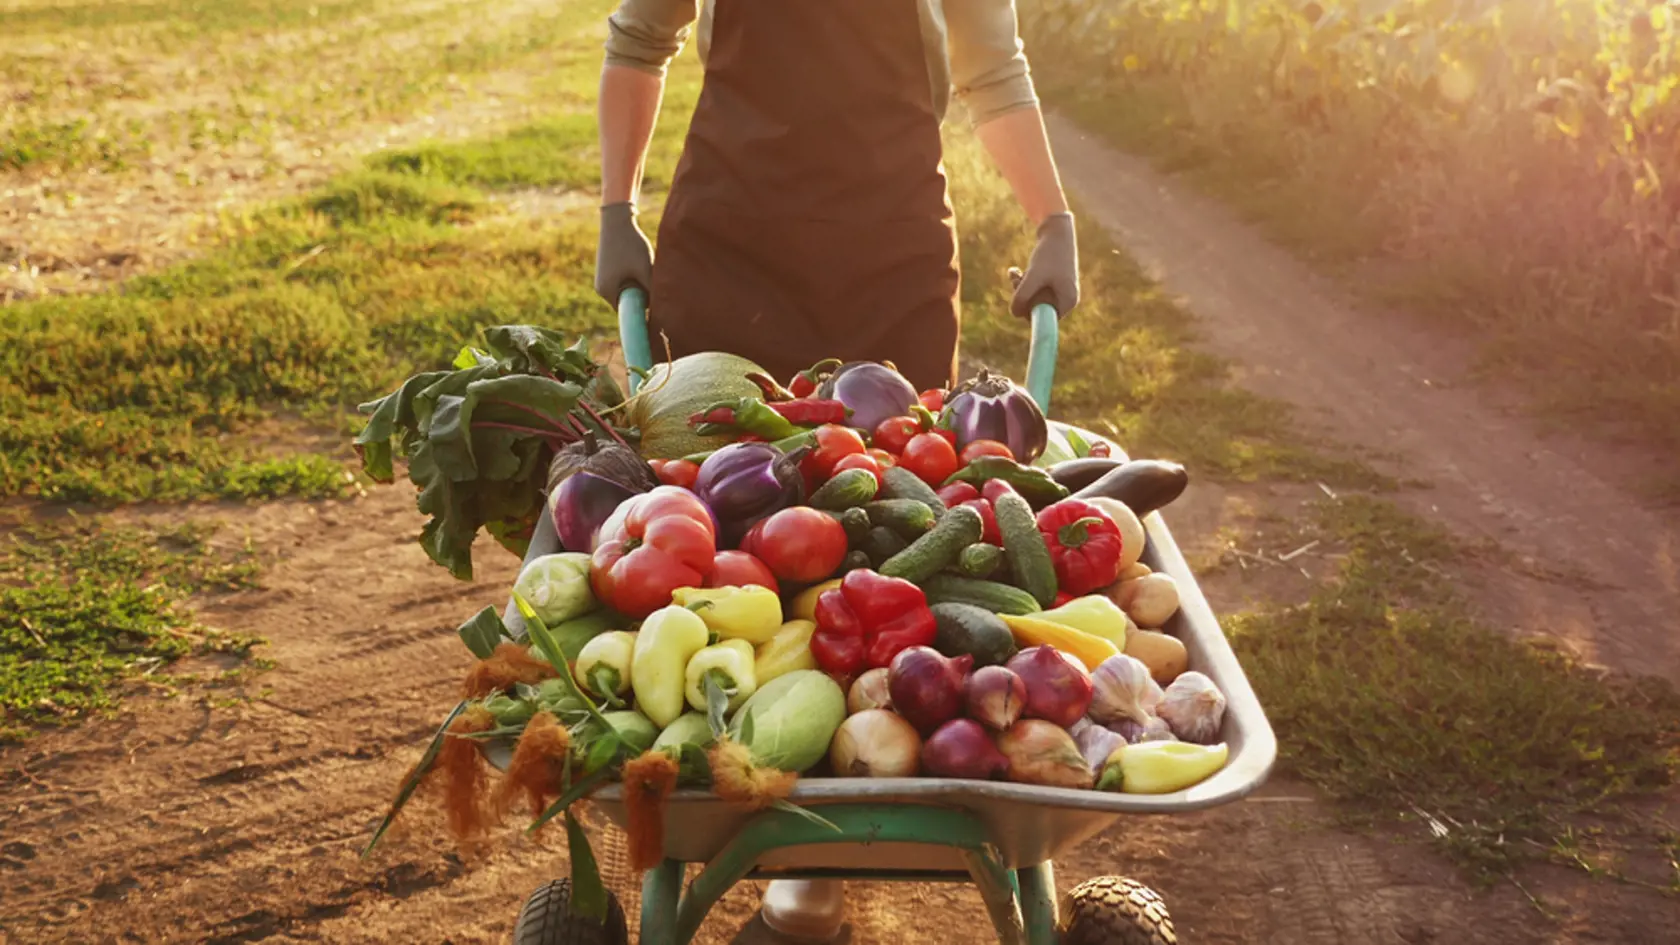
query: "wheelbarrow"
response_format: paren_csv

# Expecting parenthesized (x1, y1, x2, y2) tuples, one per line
(493, 289, 1278, 944)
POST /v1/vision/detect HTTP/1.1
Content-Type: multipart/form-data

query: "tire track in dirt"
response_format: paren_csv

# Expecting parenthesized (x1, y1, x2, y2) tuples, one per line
(1047, 113, 1680, 684)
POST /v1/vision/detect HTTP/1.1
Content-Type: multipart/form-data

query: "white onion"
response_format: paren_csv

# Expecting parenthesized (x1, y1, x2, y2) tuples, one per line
(829, 709, 921, 778)
(847, 667, 893, 714)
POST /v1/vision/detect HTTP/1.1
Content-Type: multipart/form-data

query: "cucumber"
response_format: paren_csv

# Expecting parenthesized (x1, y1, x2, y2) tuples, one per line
(921, 574, 1042, 616)
(880, 505, 984, 584)
(824, 506, 872, 544)
(930, 603, 1018, 668)
(809, 468, 879, 510)
(863, 499, 937, 540)
(862, 526, 909, 568)
(880, 466, 946, 514)
(992, 490, 1059, 607)
(957, 543, 1004, 580)
(839, 549, 872, 574)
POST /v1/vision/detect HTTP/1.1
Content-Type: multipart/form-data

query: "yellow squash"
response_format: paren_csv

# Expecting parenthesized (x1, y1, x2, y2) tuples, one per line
(1025, 594, 1131, 650)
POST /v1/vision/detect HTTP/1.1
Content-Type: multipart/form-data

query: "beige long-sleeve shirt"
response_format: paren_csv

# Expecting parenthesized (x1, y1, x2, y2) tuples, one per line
(604, 0, 1040, 126)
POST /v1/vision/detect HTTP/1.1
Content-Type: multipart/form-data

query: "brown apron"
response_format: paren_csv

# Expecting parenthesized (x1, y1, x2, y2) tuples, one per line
(648, 0, 961, 392)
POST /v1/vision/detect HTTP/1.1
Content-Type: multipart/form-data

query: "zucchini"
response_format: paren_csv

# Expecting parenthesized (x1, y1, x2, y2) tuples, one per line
(862, 526, 909, 568)
(921, 574, 1042, 616)
(880, 466, 946, 514)
(1071, 459, 1189, 517)
(809, 468, 879, 510)
(879, 505, 984, 584)
(863, 499, 937, 540)
(992, 490, 1059, 607)
(930, 603, 1018, 668)
(957, 543, 1004, 580)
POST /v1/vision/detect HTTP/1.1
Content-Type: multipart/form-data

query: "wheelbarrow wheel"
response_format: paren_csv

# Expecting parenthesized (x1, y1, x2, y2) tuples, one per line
(512, 878, 630, 945)
(1059, 876, 1176, 945)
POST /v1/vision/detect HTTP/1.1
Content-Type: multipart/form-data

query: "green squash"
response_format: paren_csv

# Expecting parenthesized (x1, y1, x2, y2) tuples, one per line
(625, 352, 767, 459)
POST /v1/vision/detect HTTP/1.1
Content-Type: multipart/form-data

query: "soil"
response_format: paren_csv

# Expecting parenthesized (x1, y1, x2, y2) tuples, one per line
(6, 110, 1680, 943)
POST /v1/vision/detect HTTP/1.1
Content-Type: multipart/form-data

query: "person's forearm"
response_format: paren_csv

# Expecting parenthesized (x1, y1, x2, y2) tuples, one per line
(599, 64, 667, 205)
(973, 106, 1069, 226)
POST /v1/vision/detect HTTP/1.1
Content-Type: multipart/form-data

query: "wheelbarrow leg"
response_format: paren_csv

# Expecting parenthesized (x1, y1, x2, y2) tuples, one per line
(640, 858, 684, 945)
(1015, 861, 1059, 945)
(960, 850, 1025, 945)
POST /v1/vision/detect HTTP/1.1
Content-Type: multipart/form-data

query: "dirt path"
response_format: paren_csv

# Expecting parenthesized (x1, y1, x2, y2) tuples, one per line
(1046, 113, 1680, 685)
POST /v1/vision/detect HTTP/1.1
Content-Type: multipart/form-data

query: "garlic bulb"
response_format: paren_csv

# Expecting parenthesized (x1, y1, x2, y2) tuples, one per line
(1086, 654, 1163, 726)
(1108, 715, 1177, 744)
(1073, 722, 1127, 776)
(1157, 671, 1226, 744)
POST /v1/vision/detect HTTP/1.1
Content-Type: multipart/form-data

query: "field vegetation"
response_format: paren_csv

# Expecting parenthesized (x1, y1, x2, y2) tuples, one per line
(1022, 0, 1680, 458)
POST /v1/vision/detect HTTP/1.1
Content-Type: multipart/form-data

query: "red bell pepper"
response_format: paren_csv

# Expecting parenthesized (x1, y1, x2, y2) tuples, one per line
(591, 486, 718, 619)
(810, 569, 937, 677)
(1035, 498, 1124, 596)
(788, 358, 843, 399)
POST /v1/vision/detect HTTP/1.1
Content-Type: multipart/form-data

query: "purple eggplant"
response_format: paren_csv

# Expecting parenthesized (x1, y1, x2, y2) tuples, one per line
(942, 369, 1048, 463)
(551, 471, 641, 552)
(816, 361, 919, 433)
(694, 441, 810, 545)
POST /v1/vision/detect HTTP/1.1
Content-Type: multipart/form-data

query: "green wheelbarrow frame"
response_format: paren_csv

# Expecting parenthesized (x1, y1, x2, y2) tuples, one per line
(499, 287, 1274, 944)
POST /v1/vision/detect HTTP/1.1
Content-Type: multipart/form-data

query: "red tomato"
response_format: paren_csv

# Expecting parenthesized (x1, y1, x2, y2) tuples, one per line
(591, 486, 718, 618)
(648, 458, 700, 490)
(706, 550, 780, 594)
(871, 416, 920, 455)
(899, 432, 959, 487)
(936, 481, 980, 507)
(832, 452, 884, 487)
(866, 448, 898, 469)
(800, 424, 867, 487)
(919, 389, 945, 412)
(932, 426, 957, 448)
(959, 439, 1015, 463)
(741, 507, 849, 583)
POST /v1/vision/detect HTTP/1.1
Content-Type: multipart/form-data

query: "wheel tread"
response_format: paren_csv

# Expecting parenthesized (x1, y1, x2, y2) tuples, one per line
(512, 878, 630, 945)
(1060, 875, 1177, 945)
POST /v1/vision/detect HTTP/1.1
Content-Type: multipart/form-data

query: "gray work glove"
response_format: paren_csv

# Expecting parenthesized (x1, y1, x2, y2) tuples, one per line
(1010, 211, 1080, 319)
(594, 201, 654, 306)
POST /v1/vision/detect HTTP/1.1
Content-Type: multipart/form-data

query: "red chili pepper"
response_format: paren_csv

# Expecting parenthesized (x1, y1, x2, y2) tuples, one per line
(787, 358, 842, 400)
(936, 481, 980, 507)
(766, 398, 850, 426)
(688, 405, 737, 426)
(960, 498, 1003, 546)
(810, 569, 937, 676)
(1035, 498, 1124, 596)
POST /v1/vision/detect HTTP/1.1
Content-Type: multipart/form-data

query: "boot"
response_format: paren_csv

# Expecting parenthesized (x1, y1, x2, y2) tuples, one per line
(760, 879, 846, 941)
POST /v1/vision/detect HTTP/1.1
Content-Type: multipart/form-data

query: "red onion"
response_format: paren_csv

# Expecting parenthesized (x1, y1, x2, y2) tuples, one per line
(964, 665, 1027, 731)
(921, 718, 1010, 780)
(1005, 646, 1094, 729)
(887, 646, 973, 736)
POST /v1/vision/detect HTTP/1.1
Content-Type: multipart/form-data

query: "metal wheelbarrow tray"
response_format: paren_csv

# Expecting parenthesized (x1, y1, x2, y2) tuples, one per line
(497, 290, 1277, 943)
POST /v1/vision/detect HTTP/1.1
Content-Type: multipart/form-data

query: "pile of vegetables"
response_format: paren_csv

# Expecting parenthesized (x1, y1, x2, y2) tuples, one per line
(360, 339, 1232, 911)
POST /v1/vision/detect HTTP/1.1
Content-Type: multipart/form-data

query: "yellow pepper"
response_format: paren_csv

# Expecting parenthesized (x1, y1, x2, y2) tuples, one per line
(789, 579, 842, 623)
(670, 585, 783, 644)
(575, 630, 637, 704)
(1026, 595, 1132, 650)
(998, 614, 1119, 671)
(753, 619, 818, 685)
(1101, 741, 1229, 795)
(631, 605, 712, 728)
(684, 638, 759, 713)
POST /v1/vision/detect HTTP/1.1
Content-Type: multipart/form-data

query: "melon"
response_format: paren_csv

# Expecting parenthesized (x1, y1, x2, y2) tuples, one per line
(624, 351, 766, 459)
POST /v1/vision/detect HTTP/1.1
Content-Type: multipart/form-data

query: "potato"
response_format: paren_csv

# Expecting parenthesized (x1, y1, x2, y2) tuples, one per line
(1124, 629, 1189, 687)
(1084, 496, 1147, 571)
(1118, 562, 1152, 582)
(1111, 573, 1180, 628)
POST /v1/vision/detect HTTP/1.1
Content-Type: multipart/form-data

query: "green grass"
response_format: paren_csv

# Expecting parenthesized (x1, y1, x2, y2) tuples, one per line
(1224, 495, 1680, 880)
(0, 513, 268, 742)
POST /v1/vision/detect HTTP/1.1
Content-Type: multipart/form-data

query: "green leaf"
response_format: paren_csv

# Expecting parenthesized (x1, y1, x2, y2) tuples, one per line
(528, 764, 616, 833)
(353, 369, 453, 483)
(704, 673, 730, 739)
(584, 733, 622, 774)
(362, 701, 468, 857)
(456, 605, 508, 659)
(564, 810, 610, 923)
(770, 798, 842, 833)
(513, 592, 614, 733)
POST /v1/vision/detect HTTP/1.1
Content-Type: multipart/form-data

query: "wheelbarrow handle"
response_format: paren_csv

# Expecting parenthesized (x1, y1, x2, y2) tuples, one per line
(611, 285, 1059, 410)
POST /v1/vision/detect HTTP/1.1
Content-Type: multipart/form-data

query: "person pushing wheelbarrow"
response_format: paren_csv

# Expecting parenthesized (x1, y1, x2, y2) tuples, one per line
(591, 0, 1081, 935)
